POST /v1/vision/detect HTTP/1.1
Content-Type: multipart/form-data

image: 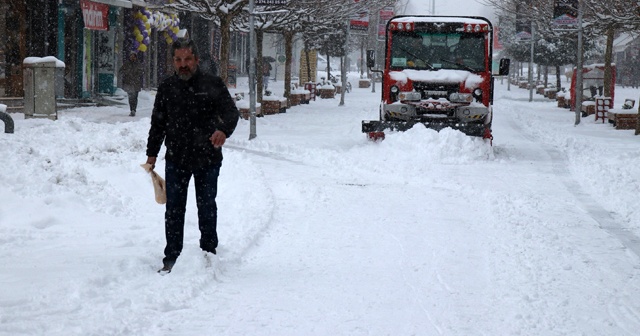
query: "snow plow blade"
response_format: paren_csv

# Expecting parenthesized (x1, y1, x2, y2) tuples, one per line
(362, 120, 486, 137)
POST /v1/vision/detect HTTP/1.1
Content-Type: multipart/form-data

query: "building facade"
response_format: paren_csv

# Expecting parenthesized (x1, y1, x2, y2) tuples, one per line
(0, 0, 297, 100)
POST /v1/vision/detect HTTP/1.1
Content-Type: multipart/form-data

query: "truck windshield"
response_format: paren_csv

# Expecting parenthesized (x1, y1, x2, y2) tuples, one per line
(390, 32, 486, 72)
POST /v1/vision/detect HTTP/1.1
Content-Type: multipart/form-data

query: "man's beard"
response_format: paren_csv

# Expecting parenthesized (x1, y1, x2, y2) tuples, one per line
(177, 67, 193, 81)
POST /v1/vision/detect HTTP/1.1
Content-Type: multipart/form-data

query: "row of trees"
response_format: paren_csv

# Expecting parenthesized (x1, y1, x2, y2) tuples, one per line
(164, 0, 397, 101)
(481, 0, 640, 133)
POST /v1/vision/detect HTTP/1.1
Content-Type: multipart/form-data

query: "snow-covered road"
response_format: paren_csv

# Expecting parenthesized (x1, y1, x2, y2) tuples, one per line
(1, 77, 639, 335)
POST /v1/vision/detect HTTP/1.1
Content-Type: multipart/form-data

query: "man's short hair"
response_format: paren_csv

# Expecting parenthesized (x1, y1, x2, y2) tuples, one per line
(171, 39, 199, 58)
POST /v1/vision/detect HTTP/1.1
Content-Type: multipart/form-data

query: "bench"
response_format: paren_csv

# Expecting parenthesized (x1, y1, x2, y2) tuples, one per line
(238, 106, 262, 120)
(581, 101, 595, 115)
(556, 92, 568, 108)
(544, 88, 557, 100)
(607, 108, 638, 130)
(318, 85, 336, 99)
(235, 99, 262, 120)
(262, 96, 288, 115)
(518, 80, 529, 89)
(289, 90, 311, 106)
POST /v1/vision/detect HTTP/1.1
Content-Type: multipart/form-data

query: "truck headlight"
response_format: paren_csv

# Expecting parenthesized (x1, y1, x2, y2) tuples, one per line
(449, 92, 473, 103)
(398, 91, 421, 101)
(473, 88, 483, 101)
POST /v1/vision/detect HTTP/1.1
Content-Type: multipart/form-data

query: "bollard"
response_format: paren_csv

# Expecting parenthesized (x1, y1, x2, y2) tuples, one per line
(0, 111, 14, 134)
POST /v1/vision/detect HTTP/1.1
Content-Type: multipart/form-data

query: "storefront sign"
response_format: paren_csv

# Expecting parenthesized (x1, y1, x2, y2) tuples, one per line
(552, 0, 578, 26)
(255, 0, 287, 5)
(81, 0, 109, 31)
(350, 11, 369, 34)
(377, 7, 394, 41)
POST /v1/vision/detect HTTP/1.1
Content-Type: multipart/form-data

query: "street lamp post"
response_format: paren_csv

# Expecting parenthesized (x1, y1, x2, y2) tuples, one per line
(248, 0, 257, 140)
(574, 0, 584, 125)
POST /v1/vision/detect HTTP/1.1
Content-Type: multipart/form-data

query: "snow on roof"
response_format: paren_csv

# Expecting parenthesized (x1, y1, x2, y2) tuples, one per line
(391, 16, 489, 25)
(613, 33, 638, 53)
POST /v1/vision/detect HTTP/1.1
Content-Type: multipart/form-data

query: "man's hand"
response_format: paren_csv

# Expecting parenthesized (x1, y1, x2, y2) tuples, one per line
(146, 156, 157, 169)
(210, 130, 227, 148)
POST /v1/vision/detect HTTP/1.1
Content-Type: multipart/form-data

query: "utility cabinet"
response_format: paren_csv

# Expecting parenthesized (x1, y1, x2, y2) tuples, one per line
(23, 58, 63, 120)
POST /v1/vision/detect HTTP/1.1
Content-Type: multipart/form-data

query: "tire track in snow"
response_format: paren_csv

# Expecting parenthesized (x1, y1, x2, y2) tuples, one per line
(504, 113, 640, 333)
(505, 116, 640, 259)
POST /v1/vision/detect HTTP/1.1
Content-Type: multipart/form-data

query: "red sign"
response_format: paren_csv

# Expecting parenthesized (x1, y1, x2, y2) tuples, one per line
(377, 7, 394, 41)
(493, 26, 503, 50)
(81, 0, 109, 31)
(350, 11, 369, 33)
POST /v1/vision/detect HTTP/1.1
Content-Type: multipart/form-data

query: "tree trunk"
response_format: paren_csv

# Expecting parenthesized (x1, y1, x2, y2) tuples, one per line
(555, 65, 562, 92)
(7, 0, 27, 96)
(218, 15, 231, 84)
(283, 30, 293, 99)
(603, 26, 615, 98)
(636, 101, 640, 136)
(325, 48, 331, 81)
(256, 30, 264, 102)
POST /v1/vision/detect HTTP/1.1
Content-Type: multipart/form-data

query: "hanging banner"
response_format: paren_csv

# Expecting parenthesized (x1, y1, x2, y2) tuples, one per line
(350, 11, 369, 34)
(81, 0, 109, 31)
(350, 0, 368, 34)
(493, 26, 503, 50)
(377, 7, 394, 41)
(552, 0, 578, 26)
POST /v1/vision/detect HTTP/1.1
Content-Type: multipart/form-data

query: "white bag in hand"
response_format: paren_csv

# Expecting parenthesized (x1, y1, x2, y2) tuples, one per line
(140, 163, 167, 204)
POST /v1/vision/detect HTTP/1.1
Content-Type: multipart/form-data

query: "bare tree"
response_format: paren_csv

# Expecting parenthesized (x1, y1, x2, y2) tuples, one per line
(167, 0, 248, 84)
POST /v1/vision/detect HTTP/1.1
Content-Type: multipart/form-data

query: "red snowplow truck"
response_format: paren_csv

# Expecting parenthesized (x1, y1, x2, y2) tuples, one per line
(363, 16, 510, 140)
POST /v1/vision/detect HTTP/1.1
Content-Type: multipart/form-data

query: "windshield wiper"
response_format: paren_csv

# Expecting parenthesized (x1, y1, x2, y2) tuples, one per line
(399, 47, 434, 70)
(439, 58, 476, 72)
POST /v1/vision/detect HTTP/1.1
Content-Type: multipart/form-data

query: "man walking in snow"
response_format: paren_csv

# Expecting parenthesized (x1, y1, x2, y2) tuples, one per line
(120, 52, 145, 116)
(145, 39, 240, 274)
(263, 61, 272, 92)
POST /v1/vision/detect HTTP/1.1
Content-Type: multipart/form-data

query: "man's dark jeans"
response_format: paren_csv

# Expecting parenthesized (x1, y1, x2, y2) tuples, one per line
(163, 160, 220, 263)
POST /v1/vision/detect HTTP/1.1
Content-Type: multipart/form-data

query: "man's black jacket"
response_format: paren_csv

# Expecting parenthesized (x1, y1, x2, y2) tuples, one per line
(146, 69, 240, 169)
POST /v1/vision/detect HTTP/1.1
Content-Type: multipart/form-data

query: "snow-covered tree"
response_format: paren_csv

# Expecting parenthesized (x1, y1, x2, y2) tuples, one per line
(166, 0, 248, 83)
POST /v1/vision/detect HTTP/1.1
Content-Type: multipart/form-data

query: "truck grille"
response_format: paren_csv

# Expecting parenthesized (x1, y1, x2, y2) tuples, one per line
(413, 82, 459, 100)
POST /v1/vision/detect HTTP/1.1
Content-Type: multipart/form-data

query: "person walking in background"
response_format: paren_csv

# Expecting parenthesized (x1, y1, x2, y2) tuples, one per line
(120, 52, 144, 116)
(145, 39, 240, 274)
(199, 52, 212, 74)
(263, 61, 272, 92)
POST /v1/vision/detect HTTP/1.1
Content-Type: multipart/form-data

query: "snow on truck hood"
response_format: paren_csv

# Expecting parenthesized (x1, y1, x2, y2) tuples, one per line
(390, 69, 484, 89)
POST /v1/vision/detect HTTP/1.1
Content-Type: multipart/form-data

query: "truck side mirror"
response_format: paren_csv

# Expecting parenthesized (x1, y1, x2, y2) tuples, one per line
(498, 58, 510, 76)
(366, 50, 376, 69)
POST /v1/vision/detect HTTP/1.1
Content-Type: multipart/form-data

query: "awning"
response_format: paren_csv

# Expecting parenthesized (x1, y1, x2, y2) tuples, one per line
(87, 0, 151, 8)
(90, 0, 133, 8)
